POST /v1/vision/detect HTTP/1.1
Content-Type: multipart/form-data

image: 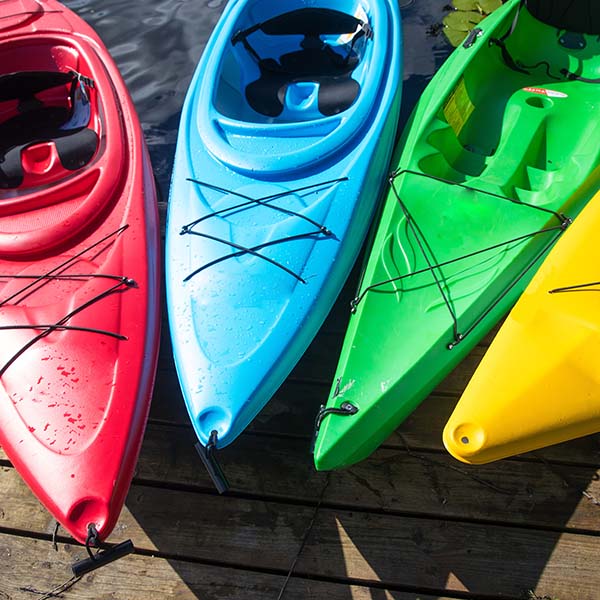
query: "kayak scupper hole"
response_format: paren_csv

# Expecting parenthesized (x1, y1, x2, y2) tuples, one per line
(452, 423, 485, 454)
(197, 407, 230, 439)
(67, 497, 109, 538)
(525, 96, 553, 109)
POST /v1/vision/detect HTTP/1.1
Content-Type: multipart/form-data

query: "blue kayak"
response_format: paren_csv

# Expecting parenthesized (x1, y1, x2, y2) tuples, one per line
(166, 0, 402, 466)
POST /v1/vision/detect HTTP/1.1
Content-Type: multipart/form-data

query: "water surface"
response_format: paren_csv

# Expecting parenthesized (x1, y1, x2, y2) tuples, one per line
(63, 0, 453, 197)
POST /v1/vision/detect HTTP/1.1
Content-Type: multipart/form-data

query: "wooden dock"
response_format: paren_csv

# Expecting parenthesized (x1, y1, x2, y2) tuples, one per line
(1, 203, 600, 600)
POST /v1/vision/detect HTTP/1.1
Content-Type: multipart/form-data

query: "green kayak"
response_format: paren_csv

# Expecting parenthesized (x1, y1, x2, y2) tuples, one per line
(313, 0, 600, 471)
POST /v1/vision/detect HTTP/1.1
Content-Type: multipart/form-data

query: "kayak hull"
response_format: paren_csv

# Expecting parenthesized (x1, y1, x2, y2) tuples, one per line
(444, 189, 600, 464)
(313, 0, 600, 470)
(0, 0, 160, 543)
(166, 0, 402, 450)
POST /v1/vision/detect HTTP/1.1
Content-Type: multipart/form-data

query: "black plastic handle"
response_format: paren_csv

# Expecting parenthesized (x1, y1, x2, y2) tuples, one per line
(71, 540, 135, 577)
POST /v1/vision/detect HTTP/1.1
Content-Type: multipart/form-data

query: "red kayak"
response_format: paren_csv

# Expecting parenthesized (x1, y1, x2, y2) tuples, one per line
(0, 0, 160, 545)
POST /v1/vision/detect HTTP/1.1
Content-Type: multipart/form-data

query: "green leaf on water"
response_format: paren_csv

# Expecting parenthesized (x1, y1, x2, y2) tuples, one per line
(443, 10, 485, 33)
(477, 0, 503, 13)
(451, 0, 479, 11)
(442, 0, 504, 47)
(443, 26, 471, 47)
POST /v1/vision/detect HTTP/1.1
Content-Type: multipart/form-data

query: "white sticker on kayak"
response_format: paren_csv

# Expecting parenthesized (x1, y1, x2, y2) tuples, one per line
(523, 87, 568, 98)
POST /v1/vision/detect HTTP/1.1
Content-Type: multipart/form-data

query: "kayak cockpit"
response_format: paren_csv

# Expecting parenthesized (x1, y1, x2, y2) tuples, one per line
(196, 0, 389, 175)
(221, 7, 369, 121)
(414, 1, 600, 206)
(0, 70, 99, 189)
(0, 37, 128, 257)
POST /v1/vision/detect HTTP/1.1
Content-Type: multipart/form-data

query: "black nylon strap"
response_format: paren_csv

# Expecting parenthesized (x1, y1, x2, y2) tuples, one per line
(232, 8, 369, 67)
(560, 67, 600, 83)
(489, 0, 530, 75)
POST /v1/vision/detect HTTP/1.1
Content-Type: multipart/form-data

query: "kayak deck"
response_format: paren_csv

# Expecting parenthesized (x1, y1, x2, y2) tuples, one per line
(167, 0, 401, 452)
(0, 0, 160, 544)
(444, 189, 600, 464)
(313, 0, 600, 471)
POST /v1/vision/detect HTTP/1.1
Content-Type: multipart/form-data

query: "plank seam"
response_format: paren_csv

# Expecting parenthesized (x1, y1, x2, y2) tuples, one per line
(130, 476, 600, 537)
(0, 525, 524, 600)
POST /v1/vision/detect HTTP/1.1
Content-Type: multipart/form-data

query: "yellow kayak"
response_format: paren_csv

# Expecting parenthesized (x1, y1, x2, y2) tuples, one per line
(444, 188, 600, 464)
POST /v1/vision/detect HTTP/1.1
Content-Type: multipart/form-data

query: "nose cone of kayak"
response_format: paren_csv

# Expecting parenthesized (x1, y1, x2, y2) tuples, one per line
(66, 497, 110, 544)
(443, 421, 487, 463)
(196, 406, 232, 447)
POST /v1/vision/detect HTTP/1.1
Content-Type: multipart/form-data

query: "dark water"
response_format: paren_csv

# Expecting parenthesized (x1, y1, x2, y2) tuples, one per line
(61, 0, 454, 200)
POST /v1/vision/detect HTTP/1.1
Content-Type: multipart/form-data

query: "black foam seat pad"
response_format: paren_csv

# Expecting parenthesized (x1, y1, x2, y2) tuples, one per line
(526, 0, 600, 35)
(259, 8, 362, 36)
(0, 106, 71, 150)
(245, 48, 361, 117)
(0, 72, 99, 189)
(0, 127, 98, 189)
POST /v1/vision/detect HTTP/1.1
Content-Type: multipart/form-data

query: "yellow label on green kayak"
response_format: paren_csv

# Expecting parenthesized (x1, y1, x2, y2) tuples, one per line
(443, 78, 474, 136)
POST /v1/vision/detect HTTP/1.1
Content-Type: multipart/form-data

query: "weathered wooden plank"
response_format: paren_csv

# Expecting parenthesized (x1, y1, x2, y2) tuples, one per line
(3, 419, 600, 529)
(0, 533, 451, 600)
(297, 511, 600, 600)
(1, 466, 598, 599)
(148, 364, 600, 466)
(0, 465, 318, 567)
(134, 426, 600, 532)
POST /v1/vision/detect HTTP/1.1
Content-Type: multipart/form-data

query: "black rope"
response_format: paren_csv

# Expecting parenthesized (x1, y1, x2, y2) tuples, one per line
(0, 275, 133, 377)
(0, 323, 127, 339)
(487, 0, 598, 83)
(560, 68, 600, 84)
(0, 225, 128, 307)
(52, 521, 60, 552)
(180, 179, 344, 283)
(518, 60, 562, 80)
(85, 524, 101, 560)
(28, 524, 99, 599)
(28, 575, 82, 600)
(184, 177, 345, 234)
(311, 399, 358, 453)
(195, 430, 229, 494)
(488, 0, 529, 75)
(351, 224, 567, 311)
(350, 169, 571, 348)
(0, 226, 133, 378)
(390, 176, 461, 343)
(388, 169, 567, 223)
(550, 280, 600, 293)
(183, 230, 327, 284)
(446, 227, 565, 348)
(0, 273, 130, 282)
(71, 524, 135, 577)
(276, 473, 331, 600)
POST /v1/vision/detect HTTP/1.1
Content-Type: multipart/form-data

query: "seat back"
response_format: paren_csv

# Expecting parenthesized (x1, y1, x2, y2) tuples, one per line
(526, 0, 600, 35)
(233, 8, 368, 118)
(0, 71, 98, 189)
